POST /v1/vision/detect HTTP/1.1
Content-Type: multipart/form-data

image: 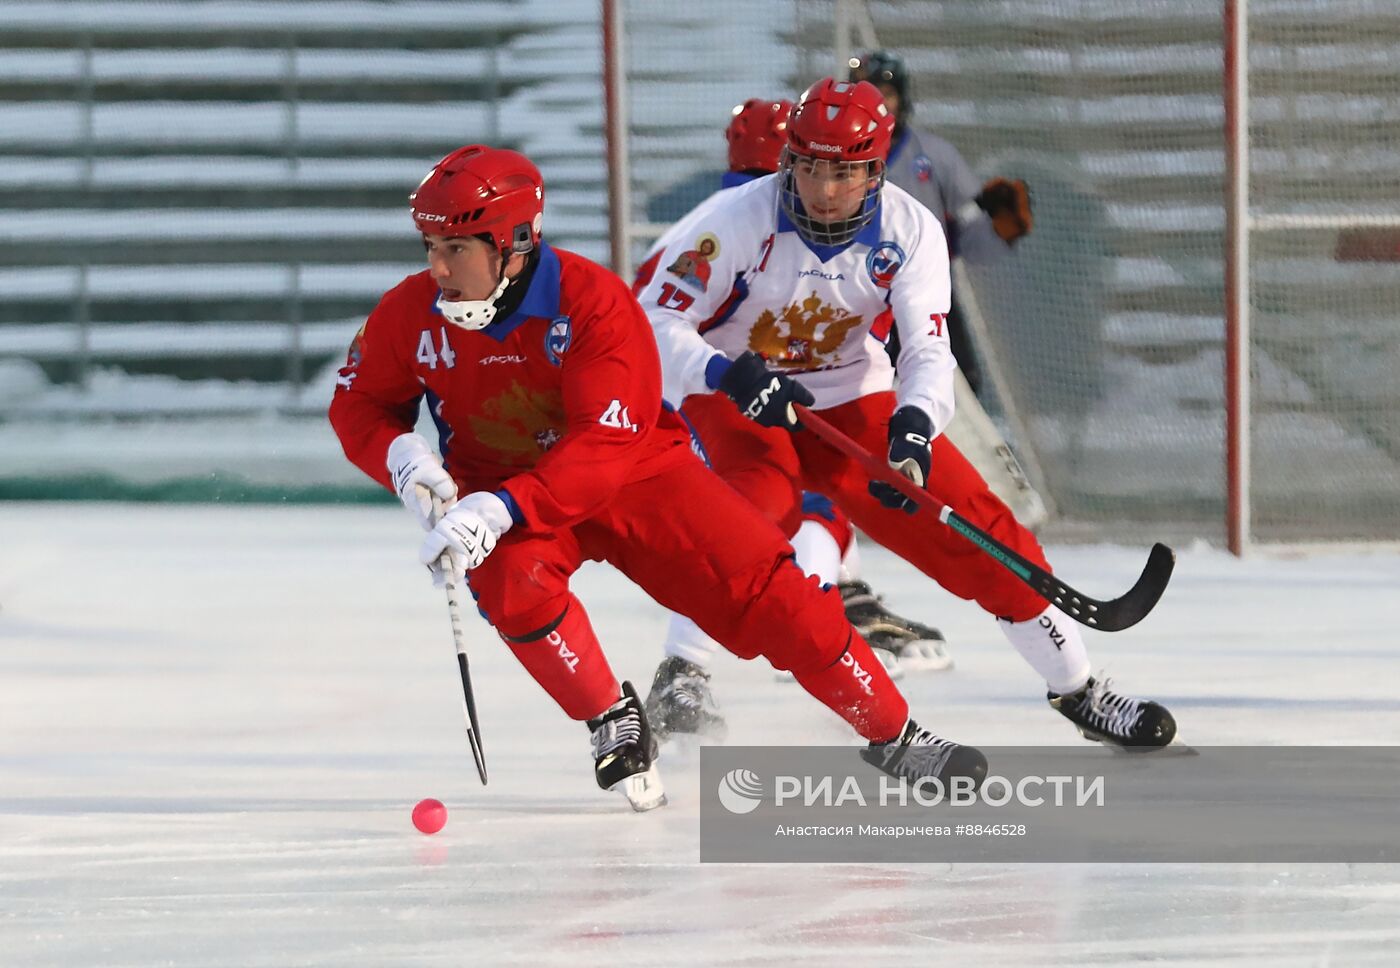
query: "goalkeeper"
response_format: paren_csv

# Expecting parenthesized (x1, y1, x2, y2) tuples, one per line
(849, 50, 1033, 395)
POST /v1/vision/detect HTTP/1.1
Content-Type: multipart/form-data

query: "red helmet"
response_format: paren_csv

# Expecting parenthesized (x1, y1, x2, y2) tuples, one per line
(409, 145, 543, 257)
(726, 98, 794, 174)
(778, 79, 893, 247)
(785, 78, 893, 164)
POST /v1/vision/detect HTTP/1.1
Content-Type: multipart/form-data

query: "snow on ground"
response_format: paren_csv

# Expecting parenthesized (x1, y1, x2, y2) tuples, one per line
(2, 503, 1399, 966)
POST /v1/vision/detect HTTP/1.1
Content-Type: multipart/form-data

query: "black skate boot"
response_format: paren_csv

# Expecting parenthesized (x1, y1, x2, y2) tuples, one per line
(588, 681, 667, 811)
(643, 655, 727, 742)
(860, 719, 988, 790)
(1048, 676, 1177, 749)
(839, 580, 952, 673)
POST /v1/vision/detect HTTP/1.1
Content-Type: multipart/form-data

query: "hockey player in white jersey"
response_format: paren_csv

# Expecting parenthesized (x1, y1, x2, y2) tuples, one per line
(638, 97, 952, 743)
(635, 77, 1178, 750)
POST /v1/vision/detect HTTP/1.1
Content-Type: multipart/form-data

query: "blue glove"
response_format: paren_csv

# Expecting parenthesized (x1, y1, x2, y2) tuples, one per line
(716, 350, 815, 430)
(868, 406, 933, 513)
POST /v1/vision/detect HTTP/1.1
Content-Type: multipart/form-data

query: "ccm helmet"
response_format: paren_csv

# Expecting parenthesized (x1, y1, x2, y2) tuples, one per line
(409, 145, 544, 329)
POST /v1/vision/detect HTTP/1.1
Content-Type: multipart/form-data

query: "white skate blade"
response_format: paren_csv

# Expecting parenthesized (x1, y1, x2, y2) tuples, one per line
(872, 647, 906, 681)
(1087, 730, 1198, 756)
(1140, 736, 1198, 756)
(612, 762, 667, 812)
(895, 638, 954, 673)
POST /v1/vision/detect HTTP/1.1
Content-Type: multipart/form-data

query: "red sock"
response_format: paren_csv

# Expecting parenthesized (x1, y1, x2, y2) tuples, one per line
(793, 631, 908, 742)
(503, 597, 619, 721)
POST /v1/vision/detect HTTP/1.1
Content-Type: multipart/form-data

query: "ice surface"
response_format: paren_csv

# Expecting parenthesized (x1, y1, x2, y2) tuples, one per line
(2, 503, 1399, 966)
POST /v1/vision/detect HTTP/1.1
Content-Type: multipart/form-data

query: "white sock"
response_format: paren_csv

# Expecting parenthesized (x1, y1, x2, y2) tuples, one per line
(791, 519, 842, 587)
(996, 605, 1092, 695)
(838, 535, 862, 583)
(662, 612, 721, 668)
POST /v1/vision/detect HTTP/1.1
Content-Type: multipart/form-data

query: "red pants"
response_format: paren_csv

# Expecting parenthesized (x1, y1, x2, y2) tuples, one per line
(682, 390, 1050, 622)
(466, 455, 908, 740)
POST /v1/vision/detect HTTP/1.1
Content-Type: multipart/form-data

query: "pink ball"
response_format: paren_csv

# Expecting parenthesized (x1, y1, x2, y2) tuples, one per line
(412, 798, 447, 835)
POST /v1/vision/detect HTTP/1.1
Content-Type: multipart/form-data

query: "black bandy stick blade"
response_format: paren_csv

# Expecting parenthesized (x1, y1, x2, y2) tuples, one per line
(1035, 543, 1176, 632)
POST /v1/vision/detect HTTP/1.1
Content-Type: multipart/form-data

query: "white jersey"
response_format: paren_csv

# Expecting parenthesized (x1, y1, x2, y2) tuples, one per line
(635, 174, 956, 439)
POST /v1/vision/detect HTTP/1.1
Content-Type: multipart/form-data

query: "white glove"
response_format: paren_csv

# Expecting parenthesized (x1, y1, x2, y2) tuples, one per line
(387, 432, 458, 531)
(420, 491, 515, 587)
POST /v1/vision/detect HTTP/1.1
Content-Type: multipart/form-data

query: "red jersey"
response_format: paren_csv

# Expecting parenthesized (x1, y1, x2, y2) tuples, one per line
(329, 243, 694, 531)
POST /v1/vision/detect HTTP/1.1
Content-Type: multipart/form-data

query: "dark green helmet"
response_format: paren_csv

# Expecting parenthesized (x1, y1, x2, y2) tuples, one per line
(847, 49, 911, 122)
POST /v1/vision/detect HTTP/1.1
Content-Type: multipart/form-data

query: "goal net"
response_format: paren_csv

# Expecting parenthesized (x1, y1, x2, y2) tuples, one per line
(763, 0, 1400, 548)
(611, 0, 803, 269)
(1228, 0, 1400, 547)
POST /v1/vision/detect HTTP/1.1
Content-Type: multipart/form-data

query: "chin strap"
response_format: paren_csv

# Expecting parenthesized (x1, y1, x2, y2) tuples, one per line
(437, 270, 512, 331)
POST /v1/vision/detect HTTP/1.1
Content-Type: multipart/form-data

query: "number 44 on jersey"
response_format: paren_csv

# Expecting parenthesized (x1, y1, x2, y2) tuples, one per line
(599, 399, 638, 432)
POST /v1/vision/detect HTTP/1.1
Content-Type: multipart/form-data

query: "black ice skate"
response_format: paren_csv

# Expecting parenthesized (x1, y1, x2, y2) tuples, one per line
(860, 719, 988, 789)
(1048, 676, 1177, 749)
(643, 656, 727, 742)
(588, 681, 667, 811)
(839, 580, 953, 672)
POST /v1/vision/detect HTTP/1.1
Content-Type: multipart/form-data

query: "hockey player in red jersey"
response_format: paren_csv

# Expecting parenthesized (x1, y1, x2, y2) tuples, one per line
(635, 80, 1178, 750)
(329, 144, 987, 810)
